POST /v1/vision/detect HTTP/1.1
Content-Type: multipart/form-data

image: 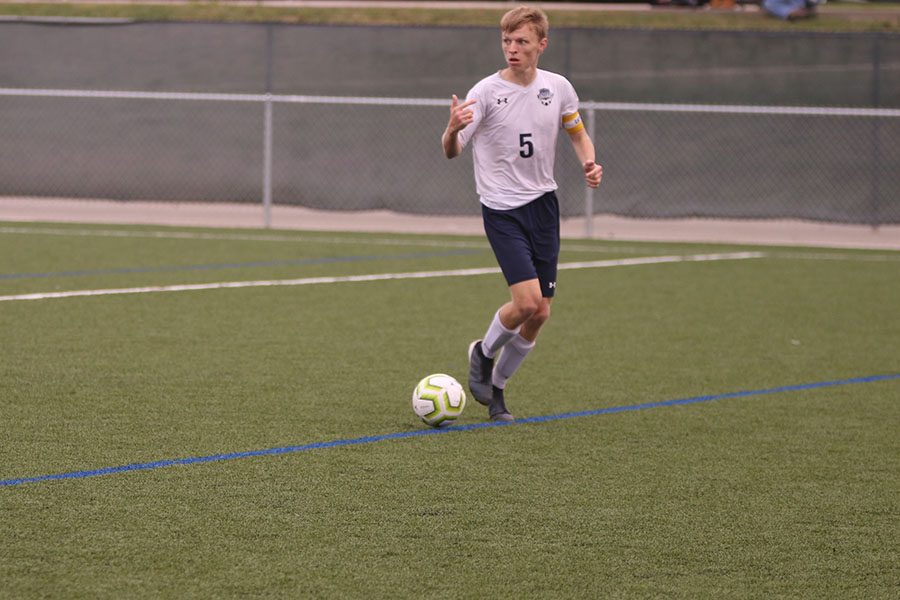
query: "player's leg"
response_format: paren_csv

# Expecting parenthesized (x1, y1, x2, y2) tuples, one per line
(492, 296, 550, 394)
(468, 206, 536, 406)
(470, 193, 558, 421)
(468, 280, 541, 413)
(518, 295, 552, 342)
(489, 191, 560, 416)
(476, 280, 546, 421)
(496, 278, 544, 333)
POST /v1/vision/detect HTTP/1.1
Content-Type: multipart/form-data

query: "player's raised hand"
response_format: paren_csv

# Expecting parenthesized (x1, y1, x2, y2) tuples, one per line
(584, 160, 603, 188)
(447, 94, 477, 134)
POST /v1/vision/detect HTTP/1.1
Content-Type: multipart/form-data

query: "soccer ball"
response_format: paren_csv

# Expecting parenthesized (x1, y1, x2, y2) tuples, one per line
(411, 374, 467, 427)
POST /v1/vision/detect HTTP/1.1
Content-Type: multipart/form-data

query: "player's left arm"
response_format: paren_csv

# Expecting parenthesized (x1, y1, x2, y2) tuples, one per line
(562, 111, 603, 189)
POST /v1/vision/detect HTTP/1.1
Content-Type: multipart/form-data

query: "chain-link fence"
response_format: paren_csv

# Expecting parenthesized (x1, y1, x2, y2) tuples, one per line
(1, 21, 898, 226)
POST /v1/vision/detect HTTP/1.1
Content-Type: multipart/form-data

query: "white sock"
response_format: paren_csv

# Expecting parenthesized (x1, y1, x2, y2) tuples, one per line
(482, 309, 519, 359)
(492, 334, 535, 389)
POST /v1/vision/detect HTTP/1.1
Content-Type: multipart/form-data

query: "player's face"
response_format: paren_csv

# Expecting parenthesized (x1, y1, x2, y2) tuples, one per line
(501, 24, 547, 74)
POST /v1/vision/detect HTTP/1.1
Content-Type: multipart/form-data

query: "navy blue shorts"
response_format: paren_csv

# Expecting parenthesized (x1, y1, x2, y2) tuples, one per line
(482, 191, 560, 298)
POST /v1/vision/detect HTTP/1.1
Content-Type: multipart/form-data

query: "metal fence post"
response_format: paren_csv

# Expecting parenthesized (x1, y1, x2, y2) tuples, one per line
(584, 107, 596, 239)
(263, 23, 274, 229)
(870, 34, 883, 229)
(263, 94, 273, 229)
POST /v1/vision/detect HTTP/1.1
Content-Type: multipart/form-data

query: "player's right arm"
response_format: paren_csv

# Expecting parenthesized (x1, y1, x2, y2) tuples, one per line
(442, 94, 477, 159)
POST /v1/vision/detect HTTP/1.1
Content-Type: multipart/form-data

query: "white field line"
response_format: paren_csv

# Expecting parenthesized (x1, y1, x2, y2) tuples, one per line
(767, 251, 900, 263)
(0, 252, 764, 303)
(4, 226, 897, 260)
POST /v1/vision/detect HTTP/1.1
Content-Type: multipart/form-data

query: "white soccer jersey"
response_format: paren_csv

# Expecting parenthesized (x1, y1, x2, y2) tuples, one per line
(457, 69, 580, 210)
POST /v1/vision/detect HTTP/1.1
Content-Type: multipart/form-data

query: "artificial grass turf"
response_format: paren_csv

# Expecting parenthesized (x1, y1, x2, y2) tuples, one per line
(1, 224, 897, 597)
(2, 389, 897, 598)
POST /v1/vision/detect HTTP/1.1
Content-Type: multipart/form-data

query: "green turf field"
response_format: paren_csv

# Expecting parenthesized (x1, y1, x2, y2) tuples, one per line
(1, 221, 898, 598)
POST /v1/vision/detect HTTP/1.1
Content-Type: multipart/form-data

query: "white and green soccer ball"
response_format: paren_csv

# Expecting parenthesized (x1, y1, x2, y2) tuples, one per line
(411, 374, 467, 427)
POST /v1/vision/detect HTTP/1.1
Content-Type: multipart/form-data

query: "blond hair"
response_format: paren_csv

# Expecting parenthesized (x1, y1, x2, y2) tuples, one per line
(500, 6, 549, 41)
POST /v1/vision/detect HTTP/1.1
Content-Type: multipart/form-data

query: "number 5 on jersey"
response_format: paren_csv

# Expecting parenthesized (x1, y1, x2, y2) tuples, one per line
(519, 133, 534, 158)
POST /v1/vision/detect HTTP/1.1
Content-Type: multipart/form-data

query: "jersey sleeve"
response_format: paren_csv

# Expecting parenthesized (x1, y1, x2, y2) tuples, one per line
(560, 78, 580, 118)
(559, 79, 585, 136)
(456, 84, 484, 150)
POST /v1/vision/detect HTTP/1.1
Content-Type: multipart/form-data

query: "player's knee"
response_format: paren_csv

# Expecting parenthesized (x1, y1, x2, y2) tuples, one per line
(513, 295, 542, 320)
(531, 302, 551, 327)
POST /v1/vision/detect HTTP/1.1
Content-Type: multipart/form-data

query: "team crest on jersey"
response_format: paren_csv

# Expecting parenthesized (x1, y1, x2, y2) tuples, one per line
(537, 88, 553, 106)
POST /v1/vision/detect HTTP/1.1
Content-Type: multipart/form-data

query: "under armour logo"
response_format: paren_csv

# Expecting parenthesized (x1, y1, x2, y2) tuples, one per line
(496, 97, 508, 105)
(548, 282, 557, 289)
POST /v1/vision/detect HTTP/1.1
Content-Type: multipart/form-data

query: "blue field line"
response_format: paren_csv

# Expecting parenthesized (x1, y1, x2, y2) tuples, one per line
(2, 373, 897, 488)
(0, 248, 481, 280)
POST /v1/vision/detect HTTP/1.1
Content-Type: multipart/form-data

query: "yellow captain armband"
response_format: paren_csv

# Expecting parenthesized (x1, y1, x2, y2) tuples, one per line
(562, 112, 585, 136)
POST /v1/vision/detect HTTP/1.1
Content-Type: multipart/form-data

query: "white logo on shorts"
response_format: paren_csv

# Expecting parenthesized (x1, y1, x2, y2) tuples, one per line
(548, 282, 557, 289)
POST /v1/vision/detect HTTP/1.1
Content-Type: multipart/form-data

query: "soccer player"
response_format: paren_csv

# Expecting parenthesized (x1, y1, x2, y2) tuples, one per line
(442, 5, 603, 422)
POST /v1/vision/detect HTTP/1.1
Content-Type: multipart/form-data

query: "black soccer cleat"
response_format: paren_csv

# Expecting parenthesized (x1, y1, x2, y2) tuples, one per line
(488, 385, 514, 422)
(467, 339, 494, 406)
